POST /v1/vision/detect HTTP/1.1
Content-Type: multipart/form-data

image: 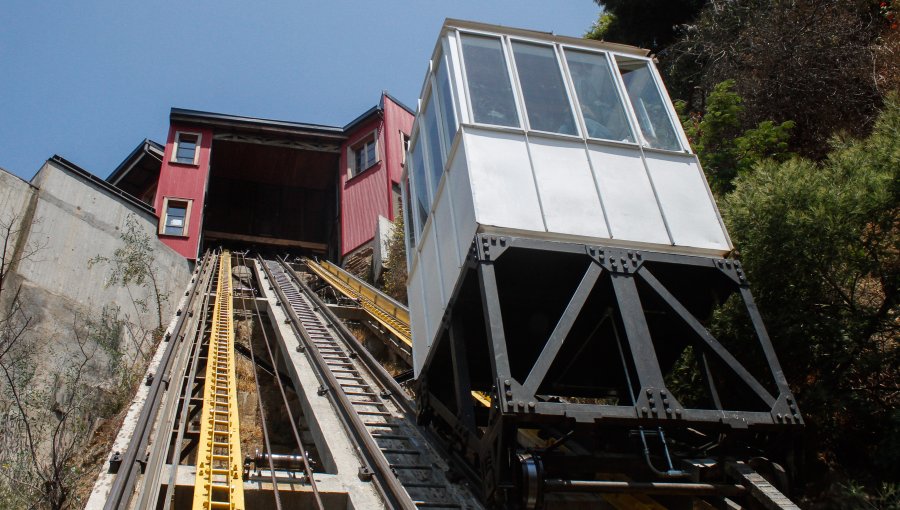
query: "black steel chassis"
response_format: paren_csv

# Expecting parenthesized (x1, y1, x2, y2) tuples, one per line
(414, 233, 803, 508)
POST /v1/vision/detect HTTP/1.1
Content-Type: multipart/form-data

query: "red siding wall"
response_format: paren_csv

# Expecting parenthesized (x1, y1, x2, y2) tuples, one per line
(153, 124, 213, 260)
(340, 116, 388, 256)
(339, 96, 415, 257)
(383, 96, 415, 186)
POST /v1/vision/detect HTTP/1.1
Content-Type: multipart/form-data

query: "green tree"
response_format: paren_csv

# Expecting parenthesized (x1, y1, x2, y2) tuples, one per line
(722, 94, 900, 491)
(665, 0, 883, 158)
(586, 0, 706, 53)
(678, 80, 794, 193)
(89, 215, 167, 334)
(380, 208, 408, 304)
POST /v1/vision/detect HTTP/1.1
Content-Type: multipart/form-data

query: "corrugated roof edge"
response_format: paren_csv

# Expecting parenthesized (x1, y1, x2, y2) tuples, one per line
(443, 18, 652, 58)
(107, 139, 164, 184)
(170, 108, 347, 139)
(48, 155, 156, 217)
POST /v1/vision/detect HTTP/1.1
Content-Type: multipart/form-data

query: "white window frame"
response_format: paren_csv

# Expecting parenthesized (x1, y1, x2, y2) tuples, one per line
(559, 45, 640, 145)
(506, 37, 582, 138)
(609, 54, 688, 153)
(456, 30, 525, 131)
(171, 131, 202, 166)
(347, 130, 379, 179)
(159, 197, 193, 237)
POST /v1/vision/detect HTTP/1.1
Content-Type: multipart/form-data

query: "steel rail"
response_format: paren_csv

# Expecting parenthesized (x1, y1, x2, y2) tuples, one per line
(273, 256, 481, 509)
(239, 252, 327, 509)
(258, 257, 416, 510)
(279, 258, 415, 417)
(242, 255, 324, 509)
(234, 253, 284, 510)
(162, 254, 219, 510)
(103, 251, 214, 510)
(137, 252, 220, 509)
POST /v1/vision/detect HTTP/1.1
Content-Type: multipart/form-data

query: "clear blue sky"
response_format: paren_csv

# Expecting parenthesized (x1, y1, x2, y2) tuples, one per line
(0, 1, 600, 181)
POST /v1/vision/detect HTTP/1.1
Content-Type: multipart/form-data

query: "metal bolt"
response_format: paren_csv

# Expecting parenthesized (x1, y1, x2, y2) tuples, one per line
(518, 401, 525, 408)
(660, 389, 667, 396)
(642, 407, 648, 414)
(504, 379, 511, 387)
(628, 252, 634, 259)
(528, 402, 535, 409)
(776, 413, 782, 420)
(646, 389, 653, 396)
(662, 398, 669, 405)
(675, 408, 682, 416)
(665, 407, 672, 414)
(506, 390, 512, 398)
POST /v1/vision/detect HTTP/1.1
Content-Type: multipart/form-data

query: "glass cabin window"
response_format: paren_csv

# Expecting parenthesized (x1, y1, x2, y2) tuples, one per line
(460, 35, 519, 128)
(422, 93, 444, 197)
(403, 177, 417, 250)
(511, 42, 577, 135)
(565, 49, 635, 143)
(410, 137, 429, 237)
(615, 57, 681, 151)
(173, 132, 200, 165)
(435, 55, 458, 151)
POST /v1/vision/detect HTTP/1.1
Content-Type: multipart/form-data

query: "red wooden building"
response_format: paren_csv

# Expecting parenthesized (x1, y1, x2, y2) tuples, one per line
(108, 93, 414, 270)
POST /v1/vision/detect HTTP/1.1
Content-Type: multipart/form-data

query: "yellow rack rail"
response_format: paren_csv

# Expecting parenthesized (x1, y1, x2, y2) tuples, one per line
(193, 251, 244, 510)
(305, 258, 412, 347)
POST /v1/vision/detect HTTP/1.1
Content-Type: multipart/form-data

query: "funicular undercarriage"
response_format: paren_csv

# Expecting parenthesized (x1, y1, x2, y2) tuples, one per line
(416, 234, 803, 509)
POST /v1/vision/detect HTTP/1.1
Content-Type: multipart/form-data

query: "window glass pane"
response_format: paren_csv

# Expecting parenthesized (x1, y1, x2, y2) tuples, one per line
(511, 42, 576, 135)
(175, 134, 198, 164)
(410, 138, 429, 236)
(435, 55, 457, 150)
(423, 95, 444, 197)
(460, 35, 519, 127)
(354, 147, 363, 173)
(565, 49, 635, 143)
(165, 203, 187, 235)
(404, 178, 417, 250)
(615, 58, 681, 151)
(365, 141, 376, 167)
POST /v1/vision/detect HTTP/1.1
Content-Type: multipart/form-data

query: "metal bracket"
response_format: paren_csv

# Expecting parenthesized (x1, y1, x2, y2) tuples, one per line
(586, 245, 645, 274)
(476, 234, 511, 262)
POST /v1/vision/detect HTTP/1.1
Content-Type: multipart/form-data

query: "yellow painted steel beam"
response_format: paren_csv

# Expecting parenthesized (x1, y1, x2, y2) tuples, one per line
(305, 258, 412, 347)
(193, 251, 244, 510)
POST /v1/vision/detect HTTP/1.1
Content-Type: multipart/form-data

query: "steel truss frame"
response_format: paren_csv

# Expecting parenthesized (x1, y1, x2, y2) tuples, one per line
(415, 234, 803, 505)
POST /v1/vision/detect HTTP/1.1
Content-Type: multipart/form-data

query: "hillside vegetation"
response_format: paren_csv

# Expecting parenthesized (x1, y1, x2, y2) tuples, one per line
(589, 1, 899, 506)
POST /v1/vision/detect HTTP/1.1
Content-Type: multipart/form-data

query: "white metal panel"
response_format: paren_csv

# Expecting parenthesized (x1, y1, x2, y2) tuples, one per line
(464, 127, 545, 232)
(447, 137, 477, 265)
(433, 187, 462, 300)
(408, 264, 429, 376)
(587, 143, 671, 245)
(528, 136, 609, 238)
(643, 152, 731, 251)
(420, 224, 446, 356)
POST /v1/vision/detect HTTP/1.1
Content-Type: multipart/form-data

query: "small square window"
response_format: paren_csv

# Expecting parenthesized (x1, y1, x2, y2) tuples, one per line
(349, 134, 378, 178)
(172, 132, 200, 165)
(160, 198, 192, 237)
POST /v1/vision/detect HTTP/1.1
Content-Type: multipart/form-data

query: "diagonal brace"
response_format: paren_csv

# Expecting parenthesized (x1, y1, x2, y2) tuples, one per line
(638, 268, 776, 408)
(523, 263, 603, 395)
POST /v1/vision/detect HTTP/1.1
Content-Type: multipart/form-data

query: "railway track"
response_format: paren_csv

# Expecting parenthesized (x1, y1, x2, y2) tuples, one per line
(258, 256, 481, 510)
